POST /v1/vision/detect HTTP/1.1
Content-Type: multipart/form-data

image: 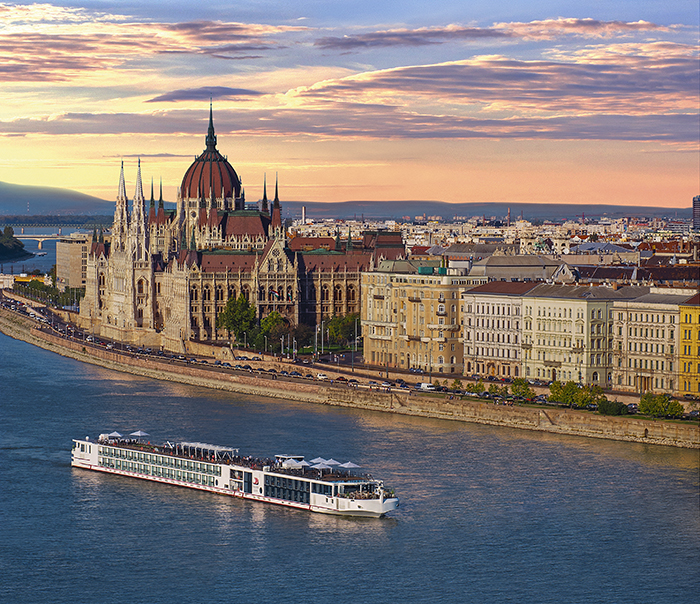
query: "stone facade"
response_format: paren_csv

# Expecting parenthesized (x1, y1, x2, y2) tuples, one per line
(361, 261, 469, 376)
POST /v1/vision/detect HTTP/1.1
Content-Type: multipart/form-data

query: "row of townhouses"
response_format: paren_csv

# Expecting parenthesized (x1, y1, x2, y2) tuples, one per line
(361, 261, 700, 397)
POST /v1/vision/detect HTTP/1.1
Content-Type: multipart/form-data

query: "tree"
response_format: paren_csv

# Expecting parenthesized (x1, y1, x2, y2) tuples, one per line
(325, 313, 360, 347)
(216, 294, 256, 343)
(549, 380, 608, 408)
(450, 379, 463, 391)
(639, 392, 685, 418)
(488, 383, 508, 397)
(511, 378, 535, 400)
(598, 399, 628, 416)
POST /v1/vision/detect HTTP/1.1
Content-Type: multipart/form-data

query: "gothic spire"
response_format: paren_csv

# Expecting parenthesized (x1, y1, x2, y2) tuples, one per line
(117, 160, 127, 200)
(158, 178, 164, 209)
(261, 173, 269, 213)
(271, 172, 282, 230)
(134, 157, 144, 201)
(149, 177, 155, 208)
(205, 98, 217, 150)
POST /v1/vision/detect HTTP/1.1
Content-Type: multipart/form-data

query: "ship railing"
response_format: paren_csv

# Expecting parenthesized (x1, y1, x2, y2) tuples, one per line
(337, 491, 380, 500)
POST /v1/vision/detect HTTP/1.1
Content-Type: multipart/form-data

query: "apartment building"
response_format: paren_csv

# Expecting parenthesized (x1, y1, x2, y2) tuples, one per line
(361, 260, 476, 375)
(56, 232, 91, 291)
(679, 292, 700, 396)
(461, 281, 537, 378)
(611, 288, 693, 394)
(521, 284, 646, 387)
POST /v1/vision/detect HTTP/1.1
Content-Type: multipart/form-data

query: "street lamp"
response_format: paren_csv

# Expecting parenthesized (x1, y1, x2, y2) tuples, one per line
(321, 320, 324, 354)
(244, 331, 247, 349)
(355, 317, 358, 352)
(280, 336, 284, 357)
(264, 335, 268, 352)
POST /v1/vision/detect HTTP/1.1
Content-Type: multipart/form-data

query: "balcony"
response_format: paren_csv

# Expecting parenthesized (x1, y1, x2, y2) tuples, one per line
(543, 360, 562, 367)
(373, 294, 385, 300)
(436, 310, 447, 316)
(408, 296, 421, 303)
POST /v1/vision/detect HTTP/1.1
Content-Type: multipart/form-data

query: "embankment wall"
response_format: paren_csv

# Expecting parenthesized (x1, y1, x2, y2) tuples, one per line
(1, 307, 698, 449)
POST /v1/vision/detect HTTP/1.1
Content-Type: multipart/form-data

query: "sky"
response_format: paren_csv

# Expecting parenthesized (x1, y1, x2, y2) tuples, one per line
(0, 0, 698, 209)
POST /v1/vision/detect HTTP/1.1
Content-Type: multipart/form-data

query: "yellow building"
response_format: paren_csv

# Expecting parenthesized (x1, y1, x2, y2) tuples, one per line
(679, 293, 700, 398)
(361, 260, 477, 376)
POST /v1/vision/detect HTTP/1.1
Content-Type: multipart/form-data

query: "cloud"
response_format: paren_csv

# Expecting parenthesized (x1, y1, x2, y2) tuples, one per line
(0, 106, 695, 145)
(147, 86, 265, 103)
(315, 25, 510, 50)
(314, 18, 670, 51)
(0, 5, 306, 82)
(293, 47, 698, 115)
(494, 18, 672, 40)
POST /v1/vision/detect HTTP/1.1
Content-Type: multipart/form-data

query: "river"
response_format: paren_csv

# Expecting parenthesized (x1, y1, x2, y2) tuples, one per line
(0, 331, 698, 603)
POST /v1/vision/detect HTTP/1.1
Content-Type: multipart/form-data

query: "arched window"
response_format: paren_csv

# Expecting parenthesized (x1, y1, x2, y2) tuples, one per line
(322, 286, 330, 301)
(228, 287, 236, 300)
(242, 286, 250, 301)
(592, 371, 599, 381)
(287, 286, 293, 301)
(334, 284, 343, 302)
(347, 286, 356, 302)
(137, 279, 145, 294)
(190, 287, 198, 301)
(203, 286, 211, 301)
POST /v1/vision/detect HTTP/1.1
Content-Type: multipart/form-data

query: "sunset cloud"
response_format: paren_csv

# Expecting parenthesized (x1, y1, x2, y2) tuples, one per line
(0, 6, 306, 82)
(0, 2, 696, 207)
(147, 86, 266, 103)
(314, 18, 671, 51)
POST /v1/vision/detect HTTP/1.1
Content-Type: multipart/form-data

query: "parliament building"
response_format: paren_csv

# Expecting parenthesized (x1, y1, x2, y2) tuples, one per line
(80, 108, 404, 350)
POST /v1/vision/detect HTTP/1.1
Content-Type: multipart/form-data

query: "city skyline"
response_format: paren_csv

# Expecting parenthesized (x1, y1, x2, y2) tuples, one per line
(0, 1, 697, 207)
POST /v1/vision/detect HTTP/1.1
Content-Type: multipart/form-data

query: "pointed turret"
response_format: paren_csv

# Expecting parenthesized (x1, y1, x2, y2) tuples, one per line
(271, 172, 282, 231)
(113, 160, 129, 251)
(158, 178, 164, 209)
(149, 178, 155, 208)
(130, 157, 149, 260)
(134, 157, 144, 202)
(261, 173, 269, 213)
(117, 160, 127, 200)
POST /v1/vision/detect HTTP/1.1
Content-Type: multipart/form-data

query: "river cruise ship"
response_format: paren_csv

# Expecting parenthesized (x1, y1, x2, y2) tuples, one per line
(71, 435, 399, 518)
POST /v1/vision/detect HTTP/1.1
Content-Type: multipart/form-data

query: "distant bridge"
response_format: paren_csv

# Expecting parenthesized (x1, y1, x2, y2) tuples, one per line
(16, 233, 66, 249)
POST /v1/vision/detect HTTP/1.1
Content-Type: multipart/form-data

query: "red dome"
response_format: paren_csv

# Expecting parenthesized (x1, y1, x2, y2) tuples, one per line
(180, 107, 241, 201)
(181, 148, 240, 201)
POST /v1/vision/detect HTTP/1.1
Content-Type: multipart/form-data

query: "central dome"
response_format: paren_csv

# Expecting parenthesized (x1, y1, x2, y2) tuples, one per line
(180, 107, 241, 202)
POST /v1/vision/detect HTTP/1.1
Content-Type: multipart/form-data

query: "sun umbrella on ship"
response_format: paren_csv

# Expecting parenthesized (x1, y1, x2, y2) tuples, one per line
(340, 461, 361, 469)
(297, 460, 311, 467)
(130, 430, 149, 440)
(107, 431, 122, 438)
(312, 463, 331, 475)
(309, 457, 327, 464)
(325, 458, 341, 466)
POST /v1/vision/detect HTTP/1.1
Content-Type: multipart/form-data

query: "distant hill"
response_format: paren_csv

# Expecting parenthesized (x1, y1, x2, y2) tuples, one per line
(0, 181, 691, 222)
(282, 200, 692, 222)
(0, 181, 112, 215)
